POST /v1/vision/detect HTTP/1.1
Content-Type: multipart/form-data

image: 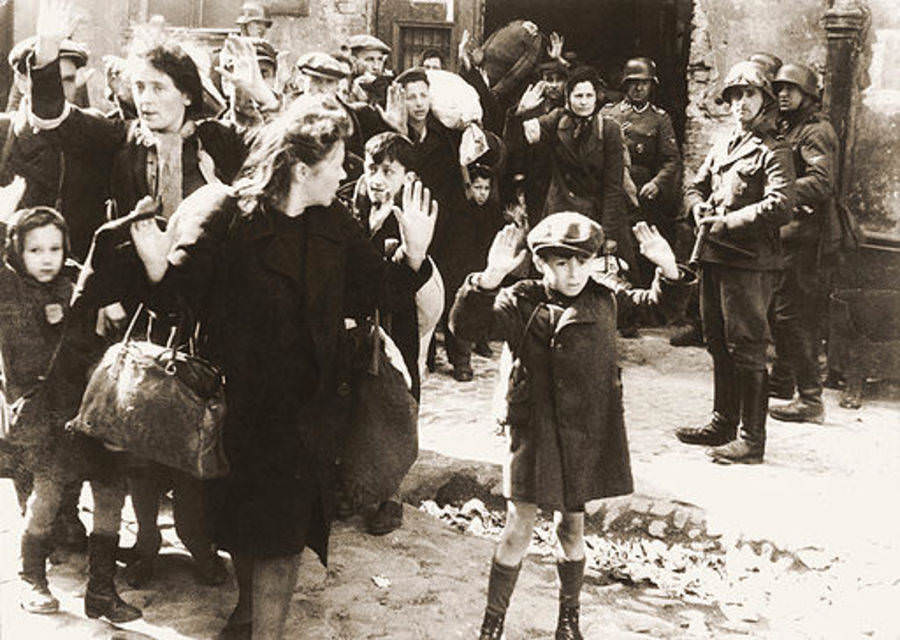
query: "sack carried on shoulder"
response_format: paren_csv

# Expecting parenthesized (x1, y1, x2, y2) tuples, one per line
(70, 305, 229, 479)
(339, 312, 419, 512)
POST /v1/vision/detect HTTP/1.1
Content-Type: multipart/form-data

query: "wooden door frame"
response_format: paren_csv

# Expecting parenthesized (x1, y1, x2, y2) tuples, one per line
(391, 20, 454, 71)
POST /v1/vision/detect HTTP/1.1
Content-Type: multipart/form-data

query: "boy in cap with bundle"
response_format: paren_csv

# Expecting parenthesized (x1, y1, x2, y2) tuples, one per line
(450, 214, 693, 639)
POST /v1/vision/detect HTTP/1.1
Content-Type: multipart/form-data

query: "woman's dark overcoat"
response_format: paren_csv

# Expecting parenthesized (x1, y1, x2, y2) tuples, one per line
(449, 270, 690, 510)
(509, 107, 635, 271)
(146, 185, 431, 563)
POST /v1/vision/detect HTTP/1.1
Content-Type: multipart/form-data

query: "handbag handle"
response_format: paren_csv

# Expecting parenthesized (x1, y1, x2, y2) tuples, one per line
(120, 303, 184, 374)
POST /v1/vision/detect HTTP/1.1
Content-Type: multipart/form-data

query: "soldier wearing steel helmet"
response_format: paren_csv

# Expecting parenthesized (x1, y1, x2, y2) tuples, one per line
(674, 60, 796, 465)
(235, 2, 272, 39)
(601, 57, 682, 284)
(767, 62, 839, 424)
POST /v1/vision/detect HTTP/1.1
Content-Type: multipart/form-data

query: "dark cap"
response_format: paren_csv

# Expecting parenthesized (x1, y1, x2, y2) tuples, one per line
(527, 212, 604, 257)
(297, 52, 349, 80)
(346, 34, 390, 55)
(394, 67, 429, 87)
(537, 58, 569, 77)
(9, 36, 89, 74)
(249, 38, 277, 67)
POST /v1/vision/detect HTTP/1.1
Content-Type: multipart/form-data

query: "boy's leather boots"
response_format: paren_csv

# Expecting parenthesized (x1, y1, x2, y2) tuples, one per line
(555, 602, 583, 640)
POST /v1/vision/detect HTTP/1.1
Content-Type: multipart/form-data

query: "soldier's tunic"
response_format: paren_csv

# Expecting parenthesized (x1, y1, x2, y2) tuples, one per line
(771, 106, 839, 394)
(601, 99, 681, 225)
(685, 126, 795, 371)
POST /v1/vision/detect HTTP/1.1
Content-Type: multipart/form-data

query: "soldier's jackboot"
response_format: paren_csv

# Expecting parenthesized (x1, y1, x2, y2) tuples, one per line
(676, 358, 739, 445)
(709, 369, 767, 464)
(19, 533, 59, 614)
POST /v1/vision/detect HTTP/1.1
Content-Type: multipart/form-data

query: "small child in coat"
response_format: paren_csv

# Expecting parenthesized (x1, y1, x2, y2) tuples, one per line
(449, 212, 693, 639)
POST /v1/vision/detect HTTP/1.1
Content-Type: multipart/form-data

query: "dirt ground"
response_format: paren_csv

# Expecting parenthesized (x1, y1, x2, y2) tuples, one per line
(1, 328, 898, 639)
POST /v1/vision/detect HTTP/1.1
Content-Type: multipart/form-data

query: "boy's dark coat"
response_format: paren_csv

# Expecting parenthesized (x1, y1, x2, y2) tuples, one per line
(450, 271, 690, 509)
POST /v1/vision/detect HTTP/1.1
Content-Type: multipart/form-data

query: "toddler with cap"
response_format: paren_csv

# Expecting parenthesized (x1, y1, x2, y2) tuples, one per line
(449, 212, 693, 640)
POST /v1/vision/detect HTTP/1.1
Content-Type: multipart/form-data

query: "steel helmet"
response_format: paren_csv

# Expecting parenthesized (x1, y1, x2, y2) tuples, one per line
(236, 2, 272, 27)
(773, 63, 819, 98)
(747, 52, 783, 79)
(622, 57, 658, 85)
(720, 60, 776, 103)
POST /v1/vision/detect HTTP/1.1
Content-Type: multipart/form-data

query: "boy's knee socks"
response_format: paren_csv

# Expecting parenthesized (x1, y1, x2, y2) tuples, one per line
(485, 558, 522, 617)
(557, 558, 585, 606)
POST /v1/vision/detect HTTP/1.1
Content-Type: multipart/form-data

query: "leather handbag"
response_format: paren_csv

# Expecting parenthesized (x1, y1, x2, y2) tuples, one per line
(339, 310, 419, 511)
(69, 305, 229, 479)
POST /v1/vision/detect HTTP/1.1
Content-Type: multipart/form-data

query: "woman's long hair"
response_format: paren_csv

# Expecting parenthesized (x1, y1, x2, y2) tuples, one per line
(232, 94, 353, 215)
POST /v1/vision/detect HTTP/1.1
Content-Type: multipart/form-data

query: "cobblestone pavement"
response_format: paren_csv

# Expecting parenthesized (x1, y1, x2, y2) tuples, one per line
(0, 328, 898, 638)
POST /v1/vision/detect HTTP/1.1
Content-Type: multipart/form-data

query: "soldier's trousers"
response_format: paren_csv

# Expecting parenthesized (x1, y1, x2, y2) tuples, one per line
(700, 263, 776, 371)
(771, 244, 822, 395)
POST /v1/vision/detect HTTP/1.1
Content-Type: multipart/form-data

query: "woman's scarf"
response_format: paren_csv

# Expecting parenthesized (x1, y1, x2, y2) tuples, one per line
(135, 120, 218, 219)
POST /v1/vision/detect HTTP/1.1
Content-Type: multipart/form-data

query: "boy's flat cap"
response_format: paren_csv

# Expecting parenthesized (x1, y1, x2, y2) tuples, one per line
(296, 52, 349, 79)
(527, 212, 604, 257)
(347, 35, 390, 54)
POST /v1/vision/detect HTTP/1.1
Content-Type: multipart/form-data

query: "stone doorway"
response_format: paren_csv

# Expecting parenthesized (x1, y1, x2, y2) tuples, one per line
(482, 0, 694, 143)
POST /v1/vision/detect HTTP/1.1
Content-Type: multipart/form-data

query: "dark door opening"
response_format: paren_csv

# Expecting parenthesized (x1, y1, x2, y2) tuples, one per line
(483, 0, 693, 144)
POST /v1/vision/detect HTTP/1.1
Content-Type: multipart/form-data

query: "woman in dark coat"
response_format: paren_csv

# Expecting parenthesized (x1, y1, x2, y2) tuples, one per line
(128, 94, 438, 639)
(507, 66, 636, 274)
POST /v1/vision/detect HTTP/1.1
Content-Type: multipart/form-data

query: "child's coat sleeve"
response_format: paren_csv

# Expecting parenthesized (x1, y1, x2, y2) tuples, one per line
(448, 274, 524, 345)
(593, 266, 696, 326)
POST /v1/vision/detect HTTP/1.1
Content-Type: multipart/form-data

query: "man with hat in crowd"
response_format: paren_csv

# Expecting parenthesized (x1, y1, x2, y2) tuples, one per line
(450, 214, 692, 640)
(601, 57, 682, 288)
(346, 34, 393, 105)
(295, 51, 350, 99)
(767, 62, 839, 424)
(235, 1, 272, 39)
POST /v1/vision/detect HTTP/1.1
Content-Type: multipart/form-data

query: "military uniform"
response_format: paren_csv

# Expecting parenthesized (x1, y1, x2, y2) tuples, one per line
(769, 67, 839, 422)
(601, 100, 681, 219)
(675, 61, 795, 465)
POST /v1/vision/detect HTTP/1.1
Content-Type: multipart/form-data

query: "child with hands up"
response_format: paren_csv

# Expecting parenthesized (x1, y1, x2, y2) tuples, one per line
(450, 214, 693, 640)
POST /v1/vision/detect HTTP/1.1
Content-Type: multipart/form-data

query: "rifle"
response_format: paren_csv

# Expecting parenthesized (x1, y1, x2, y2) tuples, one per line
(689, 202, 757, 266)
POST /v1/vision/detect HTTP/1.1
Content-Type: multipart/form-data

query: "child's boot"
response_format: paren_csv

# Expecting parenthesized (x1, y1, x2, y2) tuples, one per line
(478, 558, 521, 639)
(19, 533, 59, 613)
(85, 533, 142, 622)
(555, 558, 585, 640)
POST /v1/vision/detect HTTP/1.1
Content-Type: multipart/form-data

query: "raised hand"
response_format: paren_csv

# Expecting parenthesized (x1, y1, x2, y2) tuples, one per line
(633, 221, 678, 279)
(129, 196, 172, 283)
(396, 179, 437, 271)
(481, 224, 527, 289)
(458, 29, 472, 70)
(0, 176, 27, 225)
(378, 82, 408, 133)
(516, 82, 545, 115)
(547, 32, 564, 61)
(35, 0, 79, 66)
(216, 36, 278, 109)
